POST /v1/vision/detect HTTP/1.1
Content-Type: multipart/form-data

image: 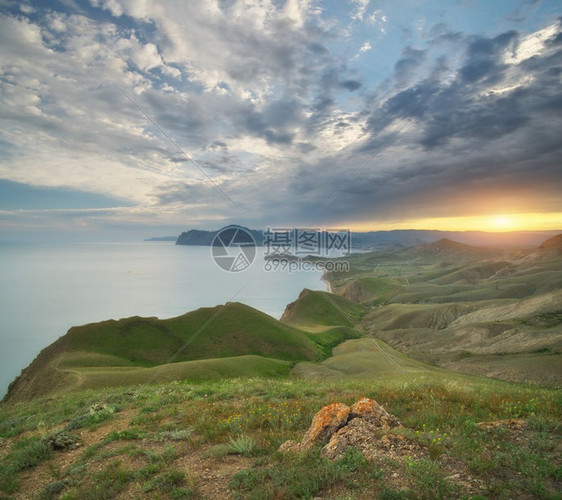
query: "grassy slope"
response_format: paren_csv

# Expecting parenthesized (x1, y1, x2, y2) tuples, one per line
(327, 237, 562, 386)
(283, 286, 456, 383)
(3, 298, 365, 402)
(64, 356, 293, 390)
(62, 302, 323, 365)
(0, 376, 560, 499)
(280, 288, 365, 328)
(1, 237, 562, 498)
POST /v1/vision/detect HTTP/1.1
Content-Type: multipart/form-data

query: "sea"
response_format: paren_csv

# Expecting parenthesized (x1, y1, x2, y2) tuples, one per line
(0, 241, 327, 398)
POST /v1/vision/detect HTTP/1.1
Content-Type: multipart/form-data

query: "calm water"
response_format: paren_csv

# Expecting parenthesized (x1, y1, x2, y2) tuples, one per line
(0, 242, 326, 397)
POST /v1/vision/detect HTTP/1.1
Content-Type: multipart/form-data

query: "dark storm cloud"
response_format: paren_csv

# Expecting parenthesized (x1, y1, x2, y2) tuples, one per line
(1, 0, 561, 232)
(420, 35, 562, 150)
(223, 94, 310, 146)
(340, 80, 362, 91)
(459, 31, 517, 84)
(393, 46, 427, 86)
(284, 21, 562, 225)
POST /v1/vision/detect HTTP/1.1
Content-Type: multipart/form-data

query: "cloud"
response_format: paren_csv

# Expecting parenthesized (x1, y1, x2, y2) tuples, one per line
(351, 41, 371, 60)
(393, 46, 427, 86)
(283, 20, 562, 226)
(350, 0, 370, 22)
(359, 41, 372, 53)
(0, 2, 561, 234)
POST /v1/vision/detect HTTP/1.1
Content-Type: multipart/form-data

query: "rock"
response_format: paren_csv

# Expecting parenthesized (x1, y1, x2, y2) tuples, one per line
(278, 439, 301, 453)
(322, 418, 377, 459)
(322, 419, 424, 461)
(476, 418, 527, 433)
(300, 402, 350, 450)
(349, 398, 401, 428)
(279, 402, 350, 453)
(279, 398, 411, 460)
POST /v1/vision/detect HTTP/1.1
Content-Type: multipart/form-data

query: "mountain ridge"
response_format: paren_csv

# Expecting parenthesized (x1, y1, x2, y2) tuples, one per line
(175, 227, 562, 250)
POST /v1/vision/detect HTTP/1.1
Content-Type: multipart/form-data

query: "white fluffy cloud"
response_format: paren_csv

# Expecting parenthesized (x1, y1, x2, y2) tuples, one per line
(0, 1, 561, 234)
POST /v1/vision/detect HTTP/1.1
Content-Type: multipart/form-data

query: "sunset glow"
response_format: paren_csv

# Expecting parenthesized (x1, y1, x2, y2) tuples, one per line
(349, 212, 562, 233)
(0, 1, 561, 238)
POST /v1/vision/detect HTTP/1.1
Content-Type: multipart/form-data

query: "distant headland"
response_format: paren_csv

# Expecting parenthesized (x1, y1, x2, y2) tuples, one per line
(172, 227, 561, 250)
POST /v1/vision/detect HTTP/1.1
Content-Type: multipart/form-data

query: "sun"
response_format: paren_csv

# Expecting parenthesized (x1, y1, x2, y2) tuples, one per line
(491, 215, 514, 230)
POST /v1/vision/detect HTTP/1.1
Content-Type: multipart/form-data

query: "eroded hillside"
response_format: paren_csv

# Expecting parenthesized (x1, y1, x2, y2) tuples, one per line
(326, 235, 562, 385)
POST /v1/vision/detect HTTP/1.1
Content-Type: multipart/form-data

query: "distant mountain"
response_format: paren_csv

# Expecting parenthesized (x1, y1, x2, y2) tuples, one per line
(351, 229, 562, 249)
(511, 233, 562, 261)
(176, 226, 265, 246)
(176, 226, 561, 250)
(404, 238, 505, 260)
(539, 233, 562, 253)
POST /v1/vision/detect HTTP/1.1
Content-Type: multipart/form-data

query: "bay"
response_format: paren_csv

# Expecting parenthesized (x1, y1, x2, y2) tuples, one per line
(0, 241, 326, 397)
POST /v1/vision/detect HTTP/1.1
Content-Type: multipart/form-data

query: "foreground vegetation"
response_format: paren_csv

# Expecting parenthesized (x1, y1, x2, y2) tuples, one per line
(2, 235, 561, 498)
(0, 376, 560, 499)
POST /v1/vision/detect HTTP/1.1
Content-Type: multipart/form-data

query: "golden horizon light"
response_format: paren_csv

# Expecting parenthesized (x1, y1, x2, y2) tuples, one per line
(348, 212, 562, 233)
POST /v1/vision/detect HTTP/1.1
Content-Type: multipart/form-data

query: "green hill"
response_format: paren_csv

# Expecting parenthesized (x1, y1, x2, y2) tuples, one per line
(61, 302, 323, 366)
(280, 289, 365, 328)
(1, 236, 561, 499)
(3, 302, 329, 403)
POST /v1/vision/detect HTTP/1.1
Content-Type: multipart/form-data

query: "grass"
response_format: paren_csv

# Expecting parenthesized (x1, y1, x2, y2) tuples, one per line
(4, 300, 341, 402)
(228, 435, 256, 456)
(0, 436, 52, 493)
(60, 355, 295, 392)
(281, 289, 365, 327)
(63, 302, 324, 365)
(1, 235, 560, 497)
(1, 376, 560, 498)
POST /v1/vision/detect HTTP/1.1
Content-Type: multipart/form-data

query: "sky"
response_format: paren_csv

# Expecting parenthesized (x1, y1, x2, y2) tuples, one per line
(0, 0, 561, 240)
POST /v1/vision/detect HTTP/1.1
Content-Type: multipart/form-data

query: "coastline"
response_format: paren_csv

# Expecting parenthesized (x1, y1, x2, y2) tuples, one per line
(322, 272, 333, 293)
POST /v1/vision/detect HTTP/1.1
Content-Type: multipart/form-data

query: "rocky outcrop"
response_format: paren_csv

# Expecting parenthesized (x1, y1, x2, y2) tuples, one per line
(278, 398, 421, 460)
(278, 402, 350, 453)
(322, 418, 422, 461)
(301, 402, 351, 449)
(349, 397, 401, 428)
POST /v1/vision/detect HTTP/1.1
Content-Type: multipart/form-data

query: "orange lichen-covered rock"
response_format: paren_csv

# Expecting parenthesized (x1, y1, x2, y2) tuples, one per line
(278, 398, 405, 457)
(278, 402, 350, 453)
(300, 402, 351, 449)
(349, 398, 401, 428)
